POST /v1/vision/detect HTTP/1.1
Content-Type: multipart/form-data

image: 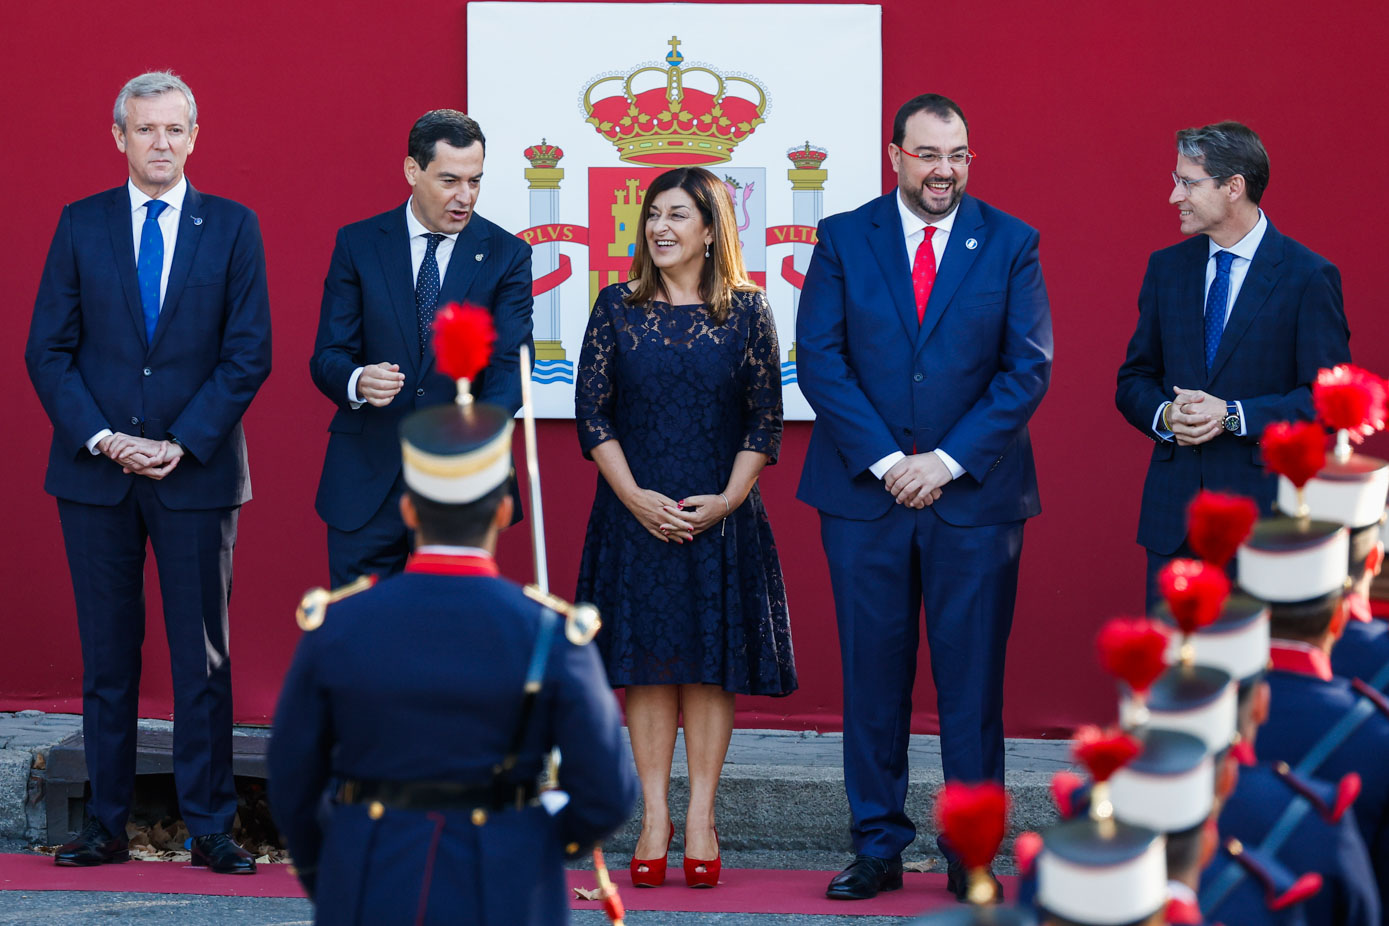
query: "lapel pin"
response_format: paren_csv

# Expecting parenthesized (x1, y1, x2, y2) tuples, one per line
(475, 253, 484, 261)
(965, 238, 978, 250)
(192, 216, 204, 226)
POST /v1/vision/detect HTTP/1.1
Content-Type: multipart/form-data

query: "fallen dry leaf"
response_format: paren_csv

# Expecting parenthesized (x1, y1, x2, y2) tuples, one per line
(904, 859, 939, 873)
(572, 886, 604, 901)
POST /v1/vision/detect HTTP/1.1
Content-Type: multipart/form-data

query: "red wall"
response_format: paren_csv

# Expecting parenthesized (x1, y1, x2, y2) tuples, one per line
(4, 1, 1387, 738)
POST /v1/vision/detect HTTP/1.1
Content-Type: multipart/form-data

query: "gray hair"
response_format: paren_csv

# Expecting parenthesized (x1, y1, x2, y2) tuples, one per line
(113, 71, 197, 131)
(1175, 121, 1270, 205)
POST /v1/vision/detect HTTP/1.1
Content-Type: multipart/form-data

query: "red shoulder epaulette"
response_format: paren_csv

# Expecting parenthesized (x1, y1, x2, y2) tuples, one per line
(1272, 762, 1362, 823)
(1050, 771, 1083, 820)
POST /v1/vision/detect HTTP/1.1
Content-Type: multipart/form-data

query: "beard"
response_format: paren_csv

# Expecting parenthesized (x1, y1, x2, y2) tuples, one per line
(901, 178, 964, 222)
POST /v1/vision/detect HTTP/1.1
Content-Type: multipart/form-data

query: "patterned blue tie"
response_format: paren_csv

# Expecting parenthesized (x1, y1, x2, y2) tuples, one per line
(416, 233, 445, 356)
(1204, 250, 1235, 372)
(138, 200, 169, 343)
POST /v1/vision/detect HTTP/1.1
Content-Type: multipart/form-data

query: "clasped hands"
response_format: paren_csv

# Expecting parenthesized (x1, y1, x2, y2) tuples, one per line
(1166, 387, 1227, 446)
(883, 453, 950, 509)
(98, 433, 184, 480)
(624, 489, 731, 544)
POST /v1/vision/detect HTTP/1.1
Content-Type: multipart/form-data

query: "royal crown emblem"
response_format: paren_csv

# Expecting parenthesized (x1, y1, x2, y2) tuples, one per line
(523, 139, 565, 168)
(582, 36, 767, 167)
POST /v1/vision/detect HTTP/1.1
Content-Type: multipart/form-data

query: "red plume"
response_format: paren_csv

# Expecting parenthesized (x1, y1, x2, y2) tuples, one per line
(1096, 618, 1170, 695)
(1314, 365, 1388, 438)
(935, 782, 1009, 870)
(1072, 725, 1142, 783)
(1187, 491, 1259, 568)
(1160, 559, 1230, 633)
(1261, 421, 1326, 488)
(1013, 831, 1043, 876)
(432, 302, 496, 382)
(1050, 771, 1085, 819)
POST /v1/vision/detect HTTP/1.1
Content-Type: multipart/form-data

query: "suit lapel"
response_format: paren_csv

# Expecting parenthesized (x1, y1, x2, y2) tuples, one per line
(1173, 238, 1209, 386)
(150, 184, 204, 353)
(1208, 223, 1284, 382)
(917, 195, 983, 350)
(424, 222, 487, 371)
(377, 204, 420, 377)
(866, 194, 919, 339)
(105, 188, 147, 346)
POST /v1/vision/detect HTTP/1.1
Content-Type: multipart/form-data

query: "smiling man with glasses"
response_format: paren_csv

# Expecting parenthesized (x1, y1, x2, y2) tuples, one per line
(797, 92, 1053, 902)
(1116, 121, 1351, 609)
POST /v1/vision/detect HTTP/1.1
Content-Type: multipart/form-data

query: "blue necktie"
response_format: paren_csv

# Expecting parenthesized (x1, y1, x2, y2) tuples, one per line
(416, 233, 445, 356)
(1204, 250, 1235, 372)
(138, 200, 169, 343)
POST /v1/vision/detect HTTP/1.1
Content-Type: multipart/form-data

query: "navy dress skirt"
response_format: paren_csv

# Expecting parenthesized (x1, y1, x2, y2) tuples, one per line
(574, 283, 797, 697)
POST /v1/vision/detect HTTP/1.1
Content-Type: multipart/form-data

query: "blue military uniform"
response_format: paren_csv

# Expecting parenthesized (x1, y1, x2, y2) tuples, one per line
(1333, 596, 1389, 686)
(269, 551, 637, 924)
(1255, 642, 1389, 916)
(1202, 841, 1316, 926)
(1210, 761, 1379, 926)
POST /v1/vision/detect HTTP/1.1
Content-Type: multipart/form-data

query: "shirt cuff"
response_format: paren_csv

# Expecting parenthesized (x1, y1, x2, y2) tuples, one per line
(933, 448, 964, 481)
(86, 429, 114, 455)
(1152, 402, 1175, 442)
(869, 451, 905, 480)
(1234, 400, 1247, 437)
(347, 367, 365, 410)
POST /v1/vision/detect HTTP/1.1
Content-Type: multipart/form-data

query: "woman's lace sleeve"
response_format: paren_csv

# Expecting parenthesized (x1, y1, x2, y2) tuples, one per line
(741, 292, 783, 464)
(575, 290, 618, 457)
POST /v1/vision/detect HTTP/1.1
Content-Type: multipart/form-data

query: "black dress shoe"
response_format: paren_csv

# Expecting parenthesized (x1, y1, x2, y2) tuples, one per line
(54, 819, 129, 866)
(825, 854, 903, 900)
(945, 858, 1004, 903)
(190, 833, 257, 874)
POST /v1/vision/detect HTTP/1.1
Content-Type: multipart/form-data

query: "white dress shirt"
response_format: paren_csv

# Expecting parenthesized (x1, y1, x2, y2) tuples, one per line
(866, 191, 965, 482)
(86, 178, 189, 453)
(1153, 209, 1268, 440)
(347, 198, 461, 406)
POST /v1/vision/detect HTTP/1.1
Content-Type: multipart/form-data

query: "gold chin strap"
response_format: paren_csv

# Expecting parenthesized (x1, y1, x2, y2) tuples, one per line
(295, 574, 377, 631)
(523, 585, 603, 645)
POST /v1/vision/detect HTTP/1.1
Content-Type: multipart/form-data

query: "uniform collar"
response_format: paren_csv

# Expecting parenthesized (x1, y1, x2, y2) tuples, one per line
(1269, 639, 1334, 681)
(406, 545, 498, 576)
(1166, 881, 1202, 924)
(1346, 592, 1374, 624)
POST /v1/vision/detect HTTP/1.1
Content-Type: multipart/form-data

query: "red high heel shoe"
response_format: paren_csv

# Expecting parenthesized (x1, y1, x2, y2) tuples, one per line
(683, 827, 721, 888)
(630, 824, 674, 887)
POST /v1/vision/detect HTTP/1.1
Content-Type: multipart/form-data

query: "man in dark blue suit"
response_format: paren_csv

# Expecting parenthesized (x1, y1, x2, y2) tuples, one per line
(270, 396, 635, 925)
(796, 93, 1053, 900)
(311, 109, 533, 586)
(25, 71, 272, 872)
(1116, 121, 1350, 608)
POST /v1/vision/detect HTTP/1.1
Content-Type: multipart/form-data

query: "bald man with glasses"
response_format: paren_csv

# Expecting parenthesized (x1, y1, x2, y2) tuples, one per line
(1116, 120, 1350, 608)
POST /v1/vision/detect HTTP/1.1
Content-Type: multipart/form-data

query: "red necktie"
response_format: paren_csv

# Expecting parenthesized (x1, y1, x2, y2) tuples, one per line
(913, 227, 937, 324)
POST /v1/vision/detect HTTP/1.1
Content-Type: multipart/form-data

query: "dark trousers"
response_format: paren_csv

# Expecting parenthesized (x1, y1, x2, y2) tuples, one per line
(326, 475, 412, 588)
(56, 481, 238, 837)
(820, 504, 1024, 860)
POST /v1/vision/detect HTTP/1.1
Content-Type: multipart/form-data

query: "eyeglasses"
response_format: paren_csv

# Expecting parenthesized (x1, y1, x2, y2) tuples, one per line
(897, 147, 976, 167)
(1171, 171, 1226, 194)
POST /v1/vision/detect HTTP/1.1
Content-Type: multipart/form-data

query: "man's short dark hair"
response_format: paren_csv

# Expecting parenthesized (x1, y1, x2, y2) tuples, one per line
(892, 93, 968, 146)
(408, 110, 486, 169)
(1269, 590, 1344, 641)
(406, 481, 508, 547)
(1176, 121, 1270, 205)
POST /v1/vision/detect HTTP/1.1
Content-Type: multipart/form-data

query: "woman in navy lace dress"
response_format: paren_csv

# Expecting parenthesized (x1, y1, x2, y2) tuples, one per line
(575, 167, 796, 888)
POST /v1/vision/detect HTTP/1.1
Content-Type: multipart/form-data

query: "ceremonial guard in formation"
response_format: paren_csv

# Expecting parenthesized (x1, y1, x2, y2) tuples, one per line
(269, 313, 636, 925)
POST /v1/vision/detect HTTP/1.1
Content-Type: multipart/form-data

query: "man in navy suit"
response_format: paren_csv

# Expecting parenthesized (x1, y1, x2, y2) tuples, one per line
(25, 71, 272, 873)
(1116, 121, 1350, 608)
(796, 93, 1053, 900)
(311, 110, 533, 586)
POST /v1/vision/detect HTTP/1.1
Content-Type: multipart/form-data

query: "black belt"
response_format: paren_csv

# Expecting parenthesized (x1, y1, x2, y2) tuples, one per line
(336, 778, 537, 812)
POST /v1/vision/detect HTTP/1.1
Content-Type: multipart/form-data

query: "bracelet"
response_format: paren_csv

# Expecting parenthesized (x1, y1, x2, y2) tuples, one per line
(719, 493, 730, 537)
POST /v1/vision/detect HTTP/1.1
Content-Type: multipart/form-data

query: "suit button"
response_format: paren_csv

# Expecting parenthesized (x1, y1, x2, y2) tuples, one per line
(130, 417, 139, 425)
(143, 367, 152, 376)
(913, 373, 924, 382)
(416, 388, 425, 397)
